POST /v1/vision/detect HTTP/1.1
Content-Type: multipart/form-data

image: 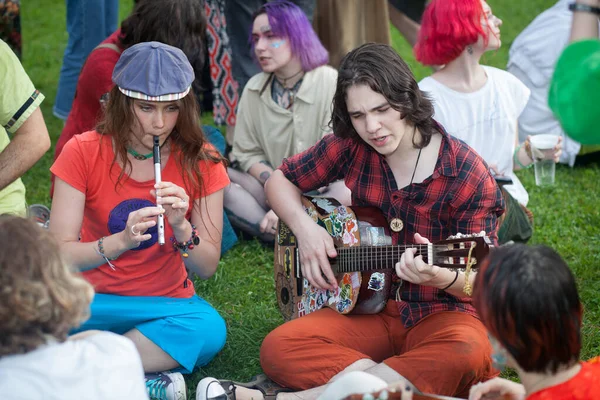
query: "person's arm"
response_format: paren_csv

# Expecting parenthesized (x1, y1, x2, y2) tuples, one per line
(248, 160, 275, 186)
(570, 0, 600, 42)
(154, 156, 227, 279)
(395, 232, 479, 299)
(265, 135, 350, 290)
(514, 131, 563, 171)
(171, 190, 224, 280)
(49, 178, 158, 271)
(388, 3, 421, 47)
(266, 170, 338, 290)
(513, 127, 534, 171)
(0, 107, 50, 190)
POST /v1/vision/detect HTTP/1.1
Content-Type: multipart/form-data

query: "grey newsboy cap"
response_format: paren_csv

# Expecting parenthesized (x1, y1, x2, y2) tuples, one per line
(112, 41, 195, 101)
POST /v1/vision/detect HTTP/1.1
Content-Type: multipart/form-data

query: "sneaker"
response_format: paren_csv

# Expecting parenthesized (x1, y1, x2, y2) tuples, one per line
(27, 204, 50, 229)
(145, 372, 187, 400)
(195, 377, 230, 400)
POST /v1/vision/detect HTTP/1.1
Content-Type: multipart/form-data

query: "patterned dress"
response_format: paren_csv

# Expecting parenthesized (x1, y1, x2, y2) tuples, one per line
(203, 0, 239, 126)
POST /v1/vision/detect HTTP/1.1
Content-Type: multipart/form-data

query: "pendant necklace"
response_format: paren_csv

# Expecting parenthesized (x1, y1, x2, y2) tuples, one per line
(276, 69, 304, 88)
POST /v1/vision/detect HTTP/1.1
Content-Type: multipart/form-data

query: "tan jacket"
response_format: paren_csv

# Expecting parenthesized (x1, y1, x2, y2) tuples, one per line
(231, 65, 338, 172)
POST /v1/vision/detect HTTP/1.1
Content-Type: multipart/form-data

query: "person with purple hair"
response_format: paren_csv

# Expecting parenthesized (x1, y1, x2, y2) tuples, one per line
(226, 0, 349, 243)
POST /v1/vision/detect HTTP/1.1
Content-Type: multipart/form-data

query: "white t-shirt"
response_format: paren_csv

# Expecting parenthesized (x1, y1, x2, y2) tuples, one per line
(0, 332, 149, 400)
(507, 0, 584, 166)
(419, 66, 531, 206)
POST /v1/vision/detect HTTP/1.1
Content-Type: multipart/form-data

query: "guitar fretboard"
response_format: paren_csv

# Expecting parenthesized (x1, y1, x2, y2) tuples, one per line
(333, 244, 437, 272)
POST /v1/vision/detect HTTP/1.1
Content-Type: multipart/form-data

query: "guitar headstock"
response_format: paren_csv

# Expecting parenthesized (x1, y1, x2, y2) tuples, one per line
(433, 231, 493, 269)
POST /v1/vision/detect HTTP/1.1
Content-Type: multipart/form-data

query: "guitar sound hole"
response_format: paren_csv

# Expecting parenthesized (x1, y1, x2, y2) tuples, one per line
(281, 287, 289, 304)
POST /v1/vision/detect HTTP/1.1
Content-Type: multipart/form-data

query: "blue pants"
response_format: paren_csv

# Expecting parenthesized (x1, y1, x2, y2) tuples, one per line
(74, 294, 227, 373)
(54, 0, 118, 120)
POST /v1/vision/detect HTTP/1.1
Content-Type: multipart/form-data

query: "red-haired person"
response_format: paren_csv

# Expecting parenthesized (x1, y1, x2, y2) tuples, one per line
(470, 244, 600, 400)
(414, 0, 562, 244)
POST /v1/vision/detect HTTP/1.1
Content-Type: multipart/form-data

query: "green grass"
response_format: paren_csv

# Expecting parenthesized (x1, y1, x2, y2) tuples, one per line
(21, 0, 600, 397)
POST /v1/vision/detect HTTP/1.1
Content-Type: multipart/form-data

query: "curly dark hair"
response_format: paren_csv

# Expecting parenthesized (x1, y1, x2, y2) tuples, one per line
(331, 43, 439, 148)
(120, 0, 207, 97)
(0, 216, 94, 357)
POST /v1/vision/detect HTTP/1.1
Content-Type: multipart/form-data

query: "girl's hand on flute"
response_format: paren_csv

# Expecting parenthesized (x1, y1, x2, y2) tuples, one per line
(152, 181, 190, 229)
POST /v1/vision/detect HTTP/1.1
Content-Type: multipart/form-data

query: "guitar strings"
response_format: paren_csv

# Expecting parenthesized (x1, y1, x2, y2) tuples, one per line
(333, 244, 475, 272)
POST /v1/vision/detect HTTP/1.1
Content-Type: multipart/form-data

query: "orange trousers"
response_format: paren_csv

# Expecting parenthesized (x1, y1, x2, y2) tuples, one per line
(260, 302, 498, 398)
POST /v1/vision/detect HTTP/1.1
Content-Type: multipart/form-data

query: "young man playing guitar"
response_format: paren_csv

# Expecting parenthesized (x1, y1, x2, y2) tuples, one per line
(232, 43, 504, 400)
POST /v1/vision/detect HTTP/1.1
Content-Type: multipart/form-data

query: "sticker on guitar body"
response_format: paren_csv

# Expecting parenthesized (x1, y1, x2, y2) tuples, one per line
(312, 197, 338, 213)
(303, 204, 320, 223)
(296, 273, 361, 315)
(321, 208, 359, 246)
(367, 272, 385, 291)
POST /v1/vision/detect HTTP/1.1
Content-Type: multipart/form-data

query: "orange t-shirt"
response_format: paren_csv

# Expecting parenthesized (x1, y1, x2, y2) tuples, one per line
(527, 357, 600, 400)
(51, 131, 229, 298)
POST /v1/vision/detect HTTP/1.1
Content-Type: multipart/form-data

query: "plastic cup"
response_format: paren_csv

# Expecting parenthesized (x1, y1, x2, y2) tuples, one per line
(529, 134, 559, 187)
(534, 159, 555, 186)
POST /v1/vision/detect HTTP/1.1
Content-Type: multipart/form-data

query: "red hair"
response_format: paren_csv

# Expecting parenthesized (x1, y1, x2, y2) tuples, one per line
(414, 0, 488, 66)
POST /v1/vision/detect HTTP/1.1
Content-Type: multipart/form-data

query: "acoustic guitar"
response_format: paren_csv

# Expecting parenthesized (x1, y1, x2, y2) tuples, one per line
(274, 196, 492, 321)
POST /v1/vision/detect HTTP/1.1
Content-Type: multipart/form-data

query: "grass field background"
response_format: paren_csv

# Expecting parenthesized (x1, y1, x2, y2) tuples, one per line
(21, 0, 600, 397)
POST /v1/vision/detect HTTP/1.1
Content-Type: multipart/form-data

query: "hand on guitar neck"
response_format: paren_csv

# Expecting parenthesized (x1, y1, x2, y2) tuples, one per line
(395, 233, 443, 287)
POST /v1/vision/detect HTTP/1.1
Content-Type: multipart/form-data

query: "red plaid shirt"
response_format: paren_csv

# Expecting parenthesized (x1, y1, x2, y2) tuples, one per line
(279, 130, 505, 327)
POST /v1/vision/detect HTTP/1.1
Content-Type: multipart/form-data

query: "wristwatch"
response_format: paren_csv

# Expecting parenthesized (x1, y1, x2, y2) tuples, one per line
(569, 2, 600, 15)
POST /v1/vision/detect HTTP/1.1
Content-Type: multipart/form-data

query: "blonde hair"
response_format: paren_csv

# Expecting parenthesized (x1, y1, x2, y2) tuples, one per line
(0, 215, 94, 356)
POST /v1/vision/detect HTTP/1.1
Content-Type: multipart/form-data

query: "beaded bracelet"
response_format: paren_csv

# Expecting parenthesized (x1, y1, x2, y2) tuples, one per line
(171, 225, 200, 258)
(95, 236, 116, 270)
(513, 143, 533, 170)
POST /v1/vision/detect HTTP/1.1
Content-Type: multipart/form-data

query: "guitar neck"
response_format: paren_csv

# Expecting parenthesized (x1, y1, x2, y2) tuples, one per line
(333, 244, 438, 273)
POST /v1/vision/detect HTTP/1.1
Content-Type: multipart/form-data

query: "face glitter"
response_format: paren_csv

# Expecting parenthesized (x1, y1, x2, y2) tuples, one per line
(271, 39, 286, 49)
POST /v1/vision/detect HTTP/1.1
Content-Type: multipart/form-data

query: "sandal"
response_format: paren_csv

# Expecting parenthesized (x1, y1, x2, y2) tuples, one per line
(219, 374, 292, 400)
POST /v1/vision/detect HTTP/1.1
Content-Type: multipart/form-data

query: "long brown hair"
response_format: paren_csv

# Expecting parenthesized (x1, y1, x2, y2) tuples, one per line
(97, 87, 225, 204)
(331, 43, 439, 148)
